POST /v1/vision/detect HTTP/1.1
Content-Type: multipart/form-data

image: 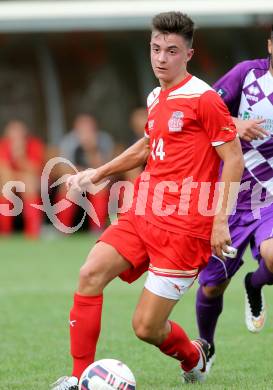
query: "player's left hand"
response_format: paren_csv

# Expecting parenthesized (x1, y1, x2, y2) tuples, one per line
(66, 168, 98, 192)
(235, 119, 268, 142)
(211, 215, 231, 260)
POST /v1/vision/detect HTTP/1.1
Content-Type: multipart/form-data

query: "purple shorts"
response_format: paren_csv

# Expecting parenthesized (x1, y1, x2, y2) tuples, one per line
(199, 204, 273, 286)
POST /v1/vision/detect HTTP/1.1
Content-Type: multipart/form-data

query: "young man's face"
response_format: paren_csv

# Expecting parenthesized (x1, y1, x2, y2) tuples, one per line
(150, 31, 194, 89)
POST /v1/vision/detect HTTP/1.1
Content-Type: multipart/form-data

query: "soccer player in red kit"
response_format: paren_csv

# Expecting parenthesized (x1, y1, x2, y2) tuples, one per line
(51, 12, 244, 389)
(0, 120, 44, 238)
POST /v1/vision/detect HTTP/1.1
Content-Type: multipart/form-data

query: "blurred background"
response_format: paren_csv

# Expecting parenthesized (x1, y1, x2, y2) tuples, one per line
(0, 0, 272, 237)
(1, 4, 273, 389)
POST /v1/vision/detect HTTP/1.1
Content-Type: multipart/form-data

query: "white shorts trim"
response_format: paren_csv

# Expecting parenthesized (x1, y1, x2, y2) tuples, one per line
(148, 264, 198, 278)
(144, 271, 196, 300)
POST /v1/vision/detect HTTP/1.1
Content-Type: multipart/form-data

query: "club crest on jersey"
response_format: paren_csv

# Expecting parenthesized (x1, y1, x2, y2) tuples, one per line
(243, 81, 264, 106)
(168, 111, 184, 132)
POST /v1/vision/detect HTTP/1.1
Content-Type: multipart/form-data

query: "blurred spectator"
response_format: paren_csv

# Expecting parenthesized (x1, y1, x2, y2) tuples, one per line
(60, 114, 114, 168)
(56, 113, 114, 231)
(0, 119, 45, 238)
(123, 107, 147, 181)
(130, 107, 148, 142)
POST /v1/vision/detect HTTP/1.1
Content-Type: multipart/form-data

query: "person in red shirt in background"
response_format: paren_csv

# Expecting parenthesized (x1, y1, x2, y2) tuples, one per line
(0, 119, 44, 238)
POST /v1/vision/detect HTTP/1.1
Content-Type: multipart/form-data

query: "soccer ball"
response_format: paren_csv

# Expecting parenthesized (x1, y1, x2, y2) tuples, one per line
(79, 358, 136, 390)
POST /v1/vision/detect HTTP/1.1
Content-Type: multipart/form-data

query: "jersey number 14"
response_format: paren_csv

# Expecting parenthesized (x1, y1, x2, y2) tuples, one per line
(151, 138, 165, 161)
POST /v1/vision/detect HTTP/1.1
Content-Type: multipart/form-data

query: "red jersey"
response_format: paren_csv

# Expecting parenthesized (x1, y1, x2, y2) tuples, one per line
(0, 136, 44, 172)
(133, 74, 237, 239)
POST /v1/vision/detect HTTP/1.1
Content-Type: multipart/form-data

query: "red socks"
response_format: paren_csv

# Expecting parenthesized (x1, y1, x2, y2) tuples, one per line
(55, 193, 77, 228)
(55, 191, 109, 231)
(0, 196, 13, 235)
(0, 196, 42, 238)
(70, 300, 198, 379)
(159, 321, 199, 371)
(23, 197, 42, 238)
(70, 293, 103, 379)
(87, 191, 109, 230)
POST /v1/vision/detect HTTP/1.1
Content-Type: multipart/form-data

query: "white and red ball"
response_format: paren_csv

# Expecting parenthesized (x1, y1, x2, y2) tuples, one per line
(79, 359, 136, 390)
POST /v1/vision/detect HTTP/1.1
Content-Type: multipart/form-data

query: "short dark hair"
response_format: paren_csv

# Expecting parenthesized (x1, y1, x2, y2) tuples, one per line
(152, 11, 194, 47)
(271, 24, 273, 39)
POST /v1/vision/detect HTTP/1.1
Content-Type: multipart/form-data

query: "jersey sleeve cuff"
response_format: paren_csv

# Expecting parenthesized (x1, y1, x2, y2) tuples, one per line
(211, 140, 225, 147)
(211, 133, 238, 147)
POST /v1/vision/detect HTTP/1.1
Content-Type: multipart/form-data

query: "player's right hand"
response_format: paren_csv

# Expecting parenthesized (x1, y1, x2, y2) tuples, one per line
(235, 119, 268, 142)
(211, 215, 232, 260)
(66, 168, 98, 192)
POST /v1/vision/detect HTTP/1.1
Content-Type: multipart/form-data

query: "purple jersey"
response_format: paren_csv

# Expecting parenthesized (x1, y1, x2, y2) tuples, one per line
(214, 58, 273, 211)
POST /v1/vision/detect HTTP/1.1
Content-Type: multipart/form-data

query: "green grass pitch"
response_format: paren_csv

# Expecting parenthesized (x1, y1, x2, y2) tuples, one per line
(1, 234, 273, 389)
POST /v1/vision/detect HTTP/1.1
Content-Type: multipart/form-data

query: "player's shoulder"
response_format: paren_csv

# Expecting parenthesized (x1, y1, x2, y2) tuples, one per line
(230, 58, 269, 76)
(170, 76, 213, 98)
(147, 87, 161, 108)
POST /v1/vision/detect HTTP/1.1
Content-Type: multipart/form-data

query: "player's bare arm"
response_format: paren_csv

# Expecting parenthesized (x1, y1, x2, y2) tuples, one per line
(232, 117, 268, 142)
(67, 137, 150, 191)
(211, 137, 244, 259)
(94, 137, 150, 181)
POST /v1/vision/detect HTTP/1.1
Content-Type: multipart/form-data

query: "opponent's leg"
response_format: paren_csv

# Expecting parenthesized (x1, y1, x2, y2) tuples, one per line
(244, 238, 273, 333)
(196, 280, 229, 372)
(195, 238, 247, 374)
(196, 280, 229, 345)
(255, 238, 273, 276)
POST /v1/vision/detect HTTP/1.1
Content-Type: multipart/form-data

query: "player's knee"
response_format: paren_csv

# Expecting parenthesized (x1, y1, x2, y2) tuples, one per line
(260, 246, 273, 271)
(133, 322, 155, 343)
(262, 255, 273, 272)
(202, 282, 228, 298)
(79, 263, 106, 292)
(132, 316, 158, 343)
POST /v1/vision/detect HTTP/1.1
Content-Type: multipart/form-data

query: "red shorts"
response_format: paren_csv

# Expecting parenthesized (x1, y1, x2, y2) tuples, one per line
(99, 211, 211, 283)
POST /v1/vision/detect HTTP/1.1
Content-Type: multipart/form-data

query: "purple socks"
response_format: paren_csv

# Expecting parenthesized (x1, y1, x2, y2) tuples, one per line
(196, 260, 273, 345)
(251, 259, 273, 289)
(196, 286, 223, 345)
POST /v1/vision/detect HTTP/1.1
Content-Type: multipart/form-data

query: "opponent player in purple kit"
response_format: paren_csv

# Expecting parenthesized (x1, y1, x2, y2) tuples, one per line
(196, 25, 273, 371)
